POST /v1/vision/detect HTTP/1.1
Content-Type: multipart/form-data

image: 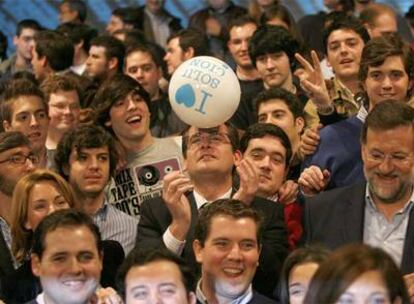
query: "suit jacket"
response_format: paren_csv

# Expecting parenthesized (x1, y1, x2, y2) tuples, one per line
(0, 225, 14, 279)
(136, 192, 288, 298)
(303, 182, 414, 274)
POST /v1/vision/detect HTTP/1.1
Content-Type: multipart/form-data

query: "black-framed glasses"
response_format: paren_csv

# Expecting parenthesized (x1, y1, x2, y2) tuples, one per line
(0, 153, 40, 165)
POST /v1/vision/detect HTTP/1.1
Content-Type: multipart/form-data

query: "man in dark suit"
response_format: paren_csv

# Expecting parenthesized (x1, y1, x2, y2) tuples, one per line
(0, 132, 36, 279)
(193, 199, 276, 303)
(303, 101, 414, 296)
(136, 123, 288, 298)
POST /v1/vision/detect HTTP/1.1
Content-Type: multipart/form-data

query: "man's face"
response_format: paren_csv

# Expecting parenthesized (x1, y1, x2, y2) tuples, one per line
(106, 15, 125, 35)
(184, 125, 240, 179)
(146, 0, 165, 14)
(107, 90, 151, 146)
(257, 99, 304, 149)
(48, 90, 80, 134)
(361, 125, 414, 205)
(31, 45, 47, 81)
(32, 226, 102, 304)
(194, 215, 260, 299)
(164, 37, 186, 75)
(86, 46, 110, 80)
(13, 28, 37, 61)
(68, 147, 110, 197)
(326, 29, 365, 80)
(255, 52, 292, 89)
(0, 146, 36, 196)
(59, 2, 78, 24)
(125, 51, 162, 99)
(227, 23, 257, 69)
(243, 135, 287, 197)
(364, 55, 411, 109)
(3, 96, 49, 153)
(125, 260, 195, 304)
(368, 14, 397, 38)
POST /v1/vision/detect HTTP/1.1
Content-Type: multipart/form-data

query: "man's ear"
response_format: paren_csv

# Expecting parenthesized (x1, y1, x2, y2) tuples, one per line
(193, 239, 203, 263)
(233, 150, 242, 166)
(295, 117, 305, 135)
(108, 57, 118, 71)
(3, 120, 11, 131)
(31, 254, 41, 277)
(183, 47, 194, 61)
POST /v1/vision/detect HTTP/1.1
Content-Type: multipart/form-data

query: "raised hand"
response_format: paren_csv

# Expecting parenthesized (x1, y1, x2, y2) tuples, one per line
(298, 165, 331, 196)
(300, 124, 323, 157)
(234, 158, 259, 206)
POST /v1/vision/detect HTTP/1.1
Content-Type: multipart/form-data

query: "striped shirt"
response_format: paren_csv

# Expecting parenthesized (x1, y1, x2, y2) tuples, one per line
(92, 201, 138, 255)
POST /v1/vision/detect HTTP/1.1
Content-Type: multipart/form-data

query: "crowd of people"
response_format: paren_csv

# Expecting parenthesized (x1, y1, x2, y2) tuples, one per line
(0, 0, 413, 303)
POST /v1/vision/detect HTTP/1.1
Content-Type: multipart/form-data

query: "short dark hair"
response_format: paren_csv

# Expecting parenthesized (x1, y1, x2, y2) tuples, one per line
(56, 22, 98, 53)
(0, 131, 31, 155)
(32, 209, 102, 259)
(278, 246, 330, 304)
(361, 100, 414, 144)
(248, 25, 299, 70)
(116, 248, 195, 300)
(167, 29, 209, 57)
(90, 74, 151, 134)
(90, 35, 125, 72)
(323, 15, 370, 55)
(61, 0, 88, 22)
(0, 79, 46, 125)
(194, 199, 264, 247)
(55, 125, 118, 179)
(34, 30, 74, 72)
(304, 244, 409, 304)
(181, 123, 240, 159)
(359, 34, 414, 83)
(125, 43, 165, 72)
(255, 87, 305, 120)
(16, 19, 42, 37)
(226, 15, 257, 42)
(112, 7, 141, 29)
(240, 123, 292, 167)
(40, 74, 81, 105)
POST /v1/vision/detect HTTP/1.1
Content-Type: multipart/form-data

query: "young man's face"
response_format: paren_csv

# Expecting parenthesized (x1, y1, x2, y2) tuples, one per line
(242, 135, 288, 197)
(125, 51, 162, 99)
(68, 146, 110, 197)
(106, 15, 125, 35)
(164, 37, 186, 75)
(32, 225, 103, 304)
(326, 29, 365, 81)
(227, 23, 257, 69)
(86, 46, 111, 80)
(125, 260, 196, 304)
(31, 45, 47, 81)
(14, 28, 37, 61)
(194, 215, 260, 299)
(59, 2, 78, 24)
(48, 90, 80, 134)
(255, 52, 293, 90)
(184, 125, 240, 180)
(0, 145, 36, 196)
(3, 96, 49, 153)
(257, 99, 304, 149)
(363, 55, 411, 109)
(107, 90, 151, 146)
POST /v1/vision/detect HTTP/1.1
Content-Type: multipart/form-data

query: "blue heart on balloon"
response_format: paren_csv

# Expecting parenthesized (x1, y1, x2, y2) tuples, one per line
(175, 84, 196, 108)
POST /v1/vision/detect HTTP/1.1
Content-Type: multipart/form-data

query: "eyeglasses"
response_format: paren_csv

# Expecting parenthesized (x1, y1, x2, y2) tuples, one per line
(366, 151, 413, 165)
(187, 132, 230, 147)
(0, 153, 40, 165)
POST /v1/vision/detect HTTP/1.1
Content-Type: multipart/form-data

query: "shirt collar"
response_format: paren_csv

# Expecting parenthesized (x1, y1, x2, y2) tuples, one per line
(193, 188, 232, 210)
(365, 184, 414, 216)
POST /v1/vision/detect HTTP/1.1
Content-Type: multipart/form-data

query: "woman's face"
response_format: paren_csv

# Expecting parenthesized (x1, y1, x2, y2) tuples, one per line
(289, 262, 319, 304)
(336, 270, 392, 304)
(25, 180, 71, 230)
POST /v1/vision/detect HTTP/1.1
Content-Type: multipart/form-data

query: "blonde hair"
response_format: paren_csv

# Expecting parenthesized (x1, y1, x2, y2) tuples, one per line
(11, 169, 75, 263)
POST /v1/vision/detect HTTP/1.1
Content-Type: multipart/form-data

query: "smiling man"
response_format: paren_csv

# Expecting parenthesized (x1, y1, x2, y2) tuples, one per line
(91, 74, 183, 218)
(193, 199, 276, 303)
(55, 125, 138, 255)
(29, 209, 103, 304)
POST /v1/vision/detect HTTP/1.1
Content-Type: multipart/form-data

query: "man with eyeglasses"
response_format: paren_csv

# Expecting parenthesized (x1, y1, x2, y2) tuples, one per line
(137, 123, 288, 299)
(90, 74, 183, 219)
(303, 101, 414, 296)
(0, 131, 37, 279)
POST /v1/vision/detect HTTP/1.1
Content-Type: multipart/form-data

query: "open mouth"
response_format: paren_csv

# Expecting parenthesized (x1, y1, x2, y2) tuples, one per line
(126, 115, 142, 124)
(223, 267, 244, 277)
(28, 132, 42, 140)
(340, 58, 353, 64)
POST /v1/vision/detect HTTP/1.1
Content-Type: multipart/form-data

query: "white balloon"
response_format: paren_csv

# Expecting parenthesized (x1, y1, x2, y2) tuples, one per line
(168, 56, 241, 128)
